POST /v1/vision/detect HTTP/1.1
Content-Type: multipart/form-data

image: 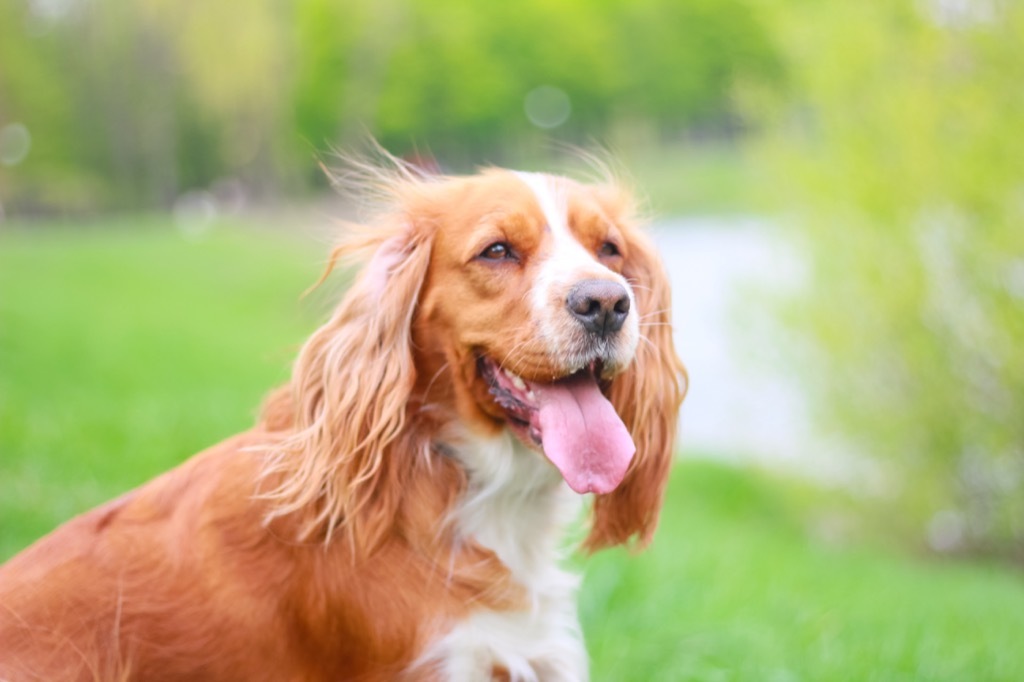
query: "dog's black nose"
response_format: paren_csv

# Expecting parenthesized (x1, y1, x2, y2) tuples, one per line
(566, 279, 630, 336)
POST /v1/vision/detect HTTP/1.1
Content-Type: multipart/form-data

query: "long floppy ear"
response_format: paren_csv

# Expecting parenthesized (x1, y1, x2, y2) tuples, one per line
(260, 222, 433, 552)
(585, 224, 687, 552)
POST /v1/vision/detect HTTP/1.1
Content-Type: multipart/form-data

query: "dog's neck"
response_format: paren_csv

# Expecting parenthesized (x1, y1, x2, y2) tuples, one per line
(447, 429, 581, 592)
(417, 429, 589, 680)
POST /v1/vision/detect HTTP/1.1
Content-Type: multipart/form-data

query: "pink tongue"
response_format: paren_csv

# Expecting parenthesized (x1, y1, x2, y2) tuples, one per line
(533, 372, 635, 495)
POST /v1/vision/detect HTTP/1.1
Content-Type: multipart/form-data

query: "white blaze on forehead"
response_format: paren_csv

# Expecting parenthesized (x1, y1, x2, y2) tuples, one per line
(513, 171, 638, 365)
(512, 171, 597, 267)
(515, 172, 598, 343)
(514, 171, 571, 237)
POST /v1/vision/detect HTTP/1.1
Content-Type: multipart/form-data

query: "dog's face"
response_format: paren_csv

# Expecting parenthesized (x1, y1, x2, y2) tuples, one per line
(274, 165, 683, 551)
(412, 170, 644, 495)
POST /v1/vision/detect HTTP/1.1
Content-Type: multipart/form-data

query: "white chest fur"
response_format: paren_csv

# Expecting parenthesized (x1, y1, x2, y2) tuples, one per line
(416, 432, 590, 682)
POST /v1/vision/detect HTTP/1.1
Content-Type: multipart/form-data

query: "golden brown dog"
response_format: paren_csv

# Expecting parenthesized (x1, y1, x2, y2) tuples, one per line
(0, 163, 685, 681)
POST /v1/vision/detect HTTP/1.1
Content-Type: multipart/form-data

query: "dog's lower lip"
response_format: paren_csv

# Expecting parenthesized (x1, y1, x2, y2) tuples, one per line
(478, 354, 614, 433)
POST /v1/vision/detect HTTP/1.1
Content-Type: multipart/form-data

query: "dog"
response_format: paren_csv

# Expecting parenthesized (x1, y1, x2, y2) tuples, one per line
(0, 162, 685, 681)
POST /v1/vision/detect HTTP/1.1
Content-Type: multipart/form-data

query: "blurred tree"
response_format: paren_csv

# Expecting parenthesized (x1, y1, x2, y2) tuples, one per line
(292, 0, 367, 184)
(0, 1, 102, 210)
(616, 0, 779, 132)
(337, 0, 780, 160)
(2, 0, 293, 211)
(754, 1, 1024, 560)
(1, 0, 779, 212)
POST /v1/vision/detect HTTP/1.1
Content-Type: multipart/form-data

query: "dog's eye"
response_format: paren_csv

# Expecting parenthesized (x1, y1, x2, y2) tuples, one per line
(480, 242, 514, 260)
(599, 241, 621, 258)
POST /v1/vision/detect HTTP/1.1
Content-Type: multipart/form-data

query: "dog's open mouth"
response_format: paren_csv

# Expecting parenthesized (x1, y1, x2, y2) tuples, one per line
(478, 356, 636, 495)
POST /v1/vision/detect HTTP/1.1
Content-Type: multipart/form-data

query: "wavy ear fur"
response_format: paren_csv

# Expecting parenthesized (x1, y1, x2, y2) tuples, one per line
(585, 224, 687, 552)
(259, 220, 433, 552)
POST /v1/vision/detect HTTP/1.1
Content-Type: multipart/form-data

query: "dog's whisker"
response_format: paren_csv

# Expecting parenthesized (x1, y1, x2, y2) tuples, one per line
(639, 308, 671, 320)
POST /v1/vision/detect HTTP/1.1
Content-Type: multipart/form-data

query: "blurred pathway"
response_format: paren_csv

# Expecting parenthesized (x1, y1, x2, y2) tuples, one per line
(652, 218, 860, 482)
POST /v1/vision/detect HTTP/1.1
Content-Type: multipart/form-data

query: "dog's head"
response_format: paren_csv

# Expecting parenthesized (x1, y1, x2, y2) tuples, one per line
(263, 164, 686, 553)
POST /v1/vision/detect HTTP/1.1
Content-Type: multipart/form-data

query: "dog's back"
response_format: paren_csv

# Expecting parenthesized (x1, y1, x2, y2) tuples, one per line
(0, 431, 518, 681)
(0, 434, 300, 681)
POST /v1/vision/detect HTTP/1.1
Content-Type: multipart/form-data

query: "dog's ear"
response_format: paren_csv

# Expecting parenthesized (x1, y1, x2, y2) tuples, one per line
(585, 223, 687, 552)
(261, 222, 433, 552)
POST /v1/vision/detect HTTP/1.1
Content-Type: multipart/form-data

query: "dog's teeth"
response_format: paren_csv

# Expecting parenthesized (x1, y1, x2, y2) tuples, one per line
(503, 368, 526, 390)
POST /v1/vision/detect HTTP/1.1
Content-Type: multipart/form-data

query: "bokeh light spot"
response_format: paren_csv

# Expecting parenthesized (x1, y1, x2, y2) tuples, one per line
(173, 190, 218, 242)
(524, 86, 571, 129)
(927, 509, 966, 552)
(0, 124, 32, 167)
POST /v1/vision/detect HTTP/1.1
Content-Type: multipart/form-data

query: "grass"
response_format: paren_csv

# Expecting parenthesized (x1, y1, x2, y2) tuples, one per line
(3, 219, 1024, 680)
(583, 464, 1024, 681)
(0, 216, 327, 557)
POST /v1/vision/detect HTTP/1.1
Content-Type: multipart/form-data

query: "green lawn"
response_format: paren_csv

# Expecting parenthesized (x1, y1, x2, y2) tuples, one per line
(0, 216, 326, 556)
(2, 219, 1023, 681)
(584, 464, 1024, 681)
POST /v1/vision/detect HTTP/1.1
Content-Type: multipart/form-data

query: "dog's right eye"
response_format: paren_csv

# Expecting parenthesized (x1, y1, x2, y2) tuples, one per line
(480, 242, 514, 261)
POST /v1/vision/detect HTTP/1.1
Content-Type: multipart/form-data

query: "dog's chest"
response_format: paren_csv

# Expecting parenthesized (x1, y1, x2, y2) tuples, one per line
(416, 433, 589, 682)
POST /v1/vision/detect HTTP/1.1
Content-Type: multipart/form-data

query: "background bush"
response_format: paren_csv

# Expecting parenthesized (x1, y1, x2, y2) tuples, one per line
(753, 0, 1024, 561)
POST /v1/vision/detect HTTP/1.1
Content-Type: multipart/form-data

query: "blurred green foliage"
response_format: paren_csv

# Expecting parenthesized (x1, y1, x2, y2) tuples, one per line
(753, 1, 1024, 560)
(0, 0, 779, 213)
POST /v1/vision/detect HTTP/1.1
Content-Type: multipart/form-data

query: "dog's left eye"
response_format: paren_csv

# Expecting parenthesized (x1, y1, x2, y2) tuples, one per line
(599, 241, 621, 258)
(480, 242, 515, 260)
